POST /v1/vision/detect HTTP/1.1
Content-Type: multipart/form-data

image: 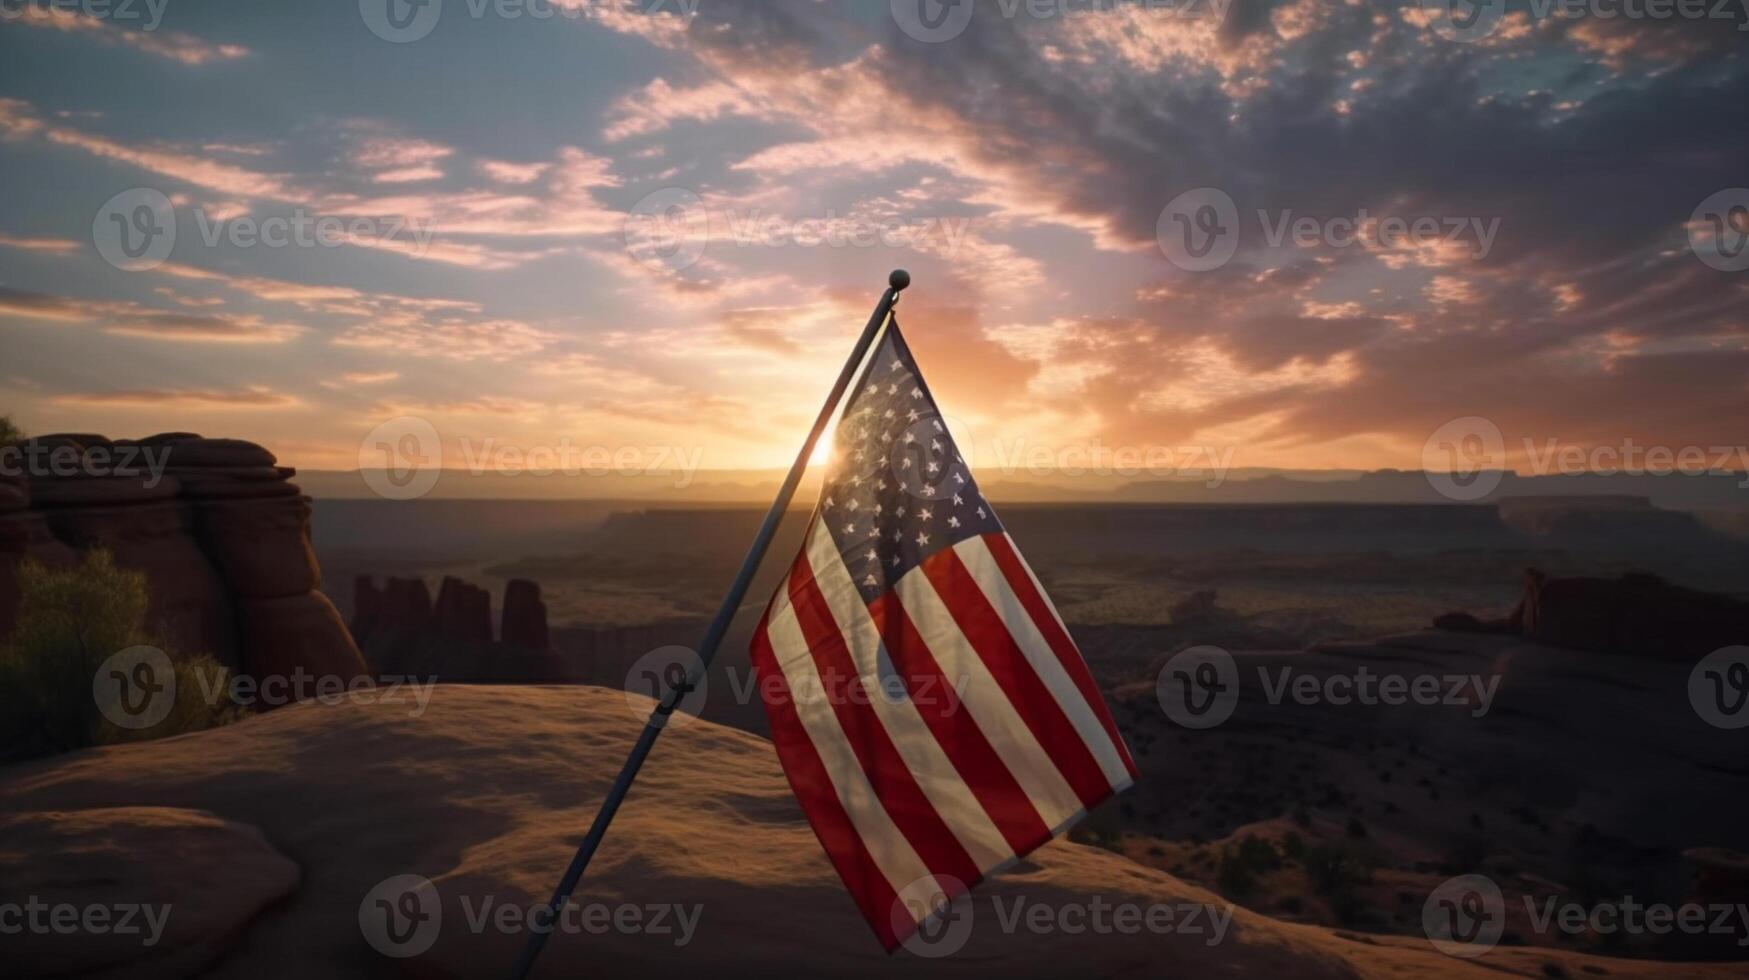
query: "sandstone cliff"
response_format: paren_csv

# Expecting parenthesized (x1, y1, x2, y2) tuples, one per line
(0, 433, 367, 690)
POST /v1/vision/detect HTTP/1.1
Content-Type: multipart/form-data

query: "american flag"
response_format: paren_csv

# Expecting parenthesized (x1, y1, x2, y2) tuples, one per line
(750, 318, 1138, 951)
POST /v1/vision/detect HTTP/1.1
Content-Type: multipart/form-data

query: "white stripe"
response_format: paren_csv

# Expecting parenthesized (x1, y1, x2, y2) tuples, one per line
(768, 557, 795, 621)
(954, 535, 1131, 790)
(764, 594, 947, 913)
(802, 524, 1014, 871)
(890, 567, 1085, 831)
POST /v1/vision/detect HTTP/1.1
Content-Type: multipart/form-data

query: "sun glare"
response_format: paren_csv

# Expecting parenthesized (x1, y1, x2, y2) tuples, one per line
(809, 440, 835, 469)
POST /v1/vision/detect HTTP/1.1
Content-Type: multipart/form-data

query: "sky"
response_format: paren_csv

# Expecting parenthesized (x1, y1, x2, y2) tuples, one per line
(0, 0, 1745, 479)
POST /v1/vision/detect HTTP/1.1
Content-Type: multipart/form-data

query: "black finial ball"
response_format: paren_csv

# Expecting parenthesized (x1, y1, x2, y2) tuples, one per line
(889, 269, 911, 291)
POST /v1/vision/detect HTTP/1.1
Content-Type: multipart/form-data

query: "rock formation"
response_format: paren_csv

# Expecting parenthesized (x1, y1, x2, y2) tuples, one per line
(1167, 588, 1220, 625)
(0, 433, 367, 694)
(350, 573, 559, 681)
(434, 575, 492, 645)
(1435, 568, 1749, 660)
(0, 806, 299, 978)
(500, 577, 549, 651)
(351, 575, 435, 643)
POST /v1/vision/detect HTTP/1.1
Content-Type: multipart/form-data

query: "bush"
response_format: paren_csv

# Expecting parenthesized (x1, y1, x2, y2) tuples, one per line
(0, 551, 241, 762)
(1217, 835, 1282, 897)
(1068, 823, 1125, 854)
(1281, 831, 1307, 861)
(1305, 842, 1372, 894)
(0, 414, 19, 445)
(1303, 841, 1374, 924)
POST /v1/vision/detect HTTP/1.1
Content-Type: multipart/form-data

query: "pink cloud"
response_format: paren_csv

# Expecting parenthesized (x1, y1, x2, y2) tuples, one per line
(44, 125, 292, 199)
(0, 233, 79, 253)
(603, 79, 768, 142)
(342, 371, 401, 384)
(9, 6, 251, 65)
(478, 160, 552, 184)
(349, 131, 454, 183)
(0, 98, 45, 138)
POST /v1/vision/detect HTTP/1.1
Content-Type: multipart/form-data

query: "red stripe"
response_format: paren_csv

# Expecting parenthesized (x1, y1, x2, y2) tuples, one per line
(918, 546, 1116, 810)
(867, 591, 1057, 856)
(983, 534, 1138, 779)
(785, 559, 984, 888)
(751, 599, 904, 951)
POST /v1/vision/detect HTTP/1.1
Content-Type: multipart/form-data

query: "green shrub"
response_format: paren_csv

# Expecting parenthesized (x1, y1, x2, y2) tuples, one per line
(0, 551, 241, 762)
(0, 414, 19, 445)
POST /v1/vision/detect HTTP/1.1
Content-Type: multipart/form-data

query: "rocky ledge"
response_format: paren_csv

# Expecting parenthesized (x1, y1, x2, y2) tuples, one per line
(9, 684, 1737, 979)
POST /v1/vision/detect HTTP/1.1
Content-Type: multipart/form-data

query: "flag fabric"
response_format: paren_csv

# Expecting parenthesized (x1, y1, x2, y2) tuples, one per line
(749, 317, 1138, 951)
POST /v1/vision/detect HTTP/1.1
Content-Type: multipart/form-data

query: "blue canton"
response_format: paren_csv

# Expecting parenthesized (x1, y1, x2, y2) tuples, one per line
(818, 321, 1004, 602)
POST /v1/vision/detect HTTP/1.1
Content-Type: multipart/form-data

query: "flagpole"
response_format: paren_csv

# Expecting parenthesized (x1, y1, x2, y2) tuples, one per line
(508, 269, 911, 980)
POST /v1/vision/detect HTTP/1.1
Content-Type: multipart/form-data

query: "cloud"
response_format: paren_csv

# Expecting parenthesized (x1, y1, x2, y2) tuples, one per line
(368, 395, 547, 419)
(478, 160, 552, 184)
(52, 387, 297, 409)
(0, 233, 79, 253)
(44, 123, 293, 199)
(152, 262, 495, 326)
(8, 5, 250, 65)
(327, 147, 624, 239)
(347, 128, 455, 184)
(332, 318, 559, 361)
(0, 287, 93, 323)
(0, 286, 302, 342)
(581, 244, 795, 310)
(5, 1, 1745, 470)
(7, 102, 627, 268)
(102, 311, 304, 343)
(717, 311, 804, 355)
(603, 78, 769, 141)
(342, 371, 401, 384)
(619, 0, 1743, 459)
(526, 350, 771, 441)
(0, 98, 45, 138)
